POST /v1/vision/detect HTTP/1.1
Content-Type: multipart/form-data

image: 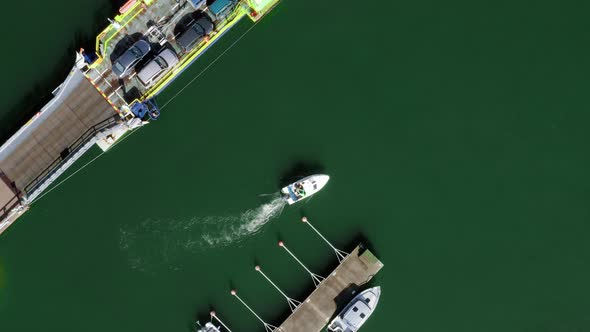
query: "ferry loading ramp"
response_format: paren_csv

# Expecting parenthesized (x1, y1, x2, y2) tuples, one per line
(0, 0, 281, 235)
(0, 68, 118, 200)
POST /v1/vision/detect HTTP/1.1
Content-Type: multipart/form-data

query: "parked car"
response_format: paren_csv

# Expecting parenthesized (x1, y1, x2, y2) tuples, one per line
(112, 40, 151, 78)
(137, 48, 179, 87)
(209, 0, 237, 20)
(176, 15, 215, 53)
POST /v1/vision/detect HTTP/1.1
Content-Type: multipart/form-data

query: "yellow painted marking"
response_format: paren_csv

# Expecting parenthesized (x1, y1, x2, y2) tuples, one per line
(142, 7, 248, 100)
(85, 0, 281, 106)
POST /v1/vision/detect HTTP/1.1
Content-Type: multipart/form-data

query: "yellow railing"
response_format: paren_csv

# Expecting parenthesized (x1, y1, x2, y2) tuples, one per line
(90, 0, 150, 68)
(140, 5, 248, 100)
(88, 0, 280, 105)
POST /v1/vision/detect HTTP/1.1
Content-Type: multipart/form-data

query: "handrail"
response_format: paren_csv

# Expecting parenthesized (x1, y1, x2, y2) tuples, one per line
(0, 195, 21, 220)
(23, 116, 119, 194)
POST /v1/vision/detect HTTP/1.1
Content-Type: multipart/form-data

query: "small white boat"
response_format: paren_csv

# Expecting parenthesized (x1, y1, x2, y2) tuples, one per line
(281, 174, 330, 205)
(327, 286, 381, 332)
(197, 322, 221, 332)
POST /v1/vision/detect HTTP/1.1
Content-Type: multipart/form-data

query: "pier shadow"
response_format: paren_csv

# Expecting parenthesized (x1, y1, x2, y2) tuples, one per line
(0, 0, 126, 145)
(278, 161, 326, 189)
(333, 283, 360, 310)
(349, 232, 379, 258)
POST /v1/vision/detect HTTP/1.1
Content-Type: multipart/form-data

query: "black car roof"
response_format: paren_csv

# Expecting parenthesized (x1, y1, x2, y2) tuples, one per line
(177, 21, 207, 50)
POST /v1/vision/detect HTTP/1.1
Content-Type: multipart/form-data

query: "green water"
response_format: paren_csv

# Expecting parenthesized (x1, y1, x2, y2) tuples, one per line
(1, 0, 590, 331)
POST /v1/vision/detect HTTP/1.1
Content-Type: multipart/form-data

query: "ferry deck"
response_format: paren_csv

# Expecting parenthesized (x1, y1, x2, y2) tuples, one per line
(0, 0, 280, 235)
(83, 0, 279, 117)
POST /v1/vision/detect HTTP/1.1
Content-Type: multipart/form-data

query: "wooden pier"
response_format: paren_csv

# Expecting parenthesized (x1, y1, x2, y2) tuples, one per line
(277, 245, 384, 332)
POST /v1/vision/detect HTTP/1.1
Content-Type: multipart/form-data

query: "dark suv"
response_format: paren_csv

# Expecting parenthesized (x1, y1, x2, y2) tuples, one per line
(176, 15, 215, 53)
(112, 40, 151, 78)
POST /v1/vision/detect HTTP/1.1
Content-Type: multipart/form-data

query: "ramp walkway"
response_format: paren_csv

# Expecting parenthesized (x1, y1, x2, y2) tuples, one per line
(0, 67, 117, 196)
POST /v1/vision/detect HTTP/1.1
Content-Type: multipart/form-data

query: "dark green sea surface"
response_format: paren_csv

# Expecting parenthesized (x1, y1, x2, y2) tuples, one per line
(1, 0, 590, 331)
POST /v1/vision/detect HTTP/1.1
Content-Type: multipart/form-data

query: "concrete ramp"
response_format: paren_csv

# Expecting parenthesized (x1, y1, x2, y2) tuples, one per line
(0, 67, 117, 194)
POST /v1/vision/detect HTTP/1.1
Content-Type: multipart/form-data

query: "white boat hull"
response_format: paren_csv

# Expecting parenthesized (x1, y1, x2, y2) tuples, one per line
(327, 286, 381, 332)
(280, 174, 330, 205)
(197, 322, 221, 332)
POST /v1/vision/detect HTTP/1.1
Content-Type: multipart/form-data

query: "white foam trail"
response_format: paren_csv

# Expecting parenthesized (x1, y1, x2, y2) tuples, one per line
(201, 196, 286, 248)
(119, 196, 287, 272)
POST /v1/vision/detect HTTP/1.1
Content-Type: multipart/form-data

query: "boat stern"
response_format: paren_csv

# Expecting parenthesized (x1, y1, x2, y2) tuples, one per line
(281, 185, 298, 205)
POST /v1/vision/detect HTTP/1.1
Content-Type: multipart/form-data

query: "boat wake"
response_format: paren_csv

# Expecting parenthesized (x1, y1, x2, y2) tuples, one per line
(119, 196, 286, 272)
(200, 196, 286, 248)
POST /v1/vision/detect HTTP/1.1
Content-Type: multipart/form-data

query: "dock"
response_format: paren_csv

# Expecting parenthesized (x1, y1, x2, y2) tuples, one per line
(221, 218, 384, 332)
(277, 246, 383, 332)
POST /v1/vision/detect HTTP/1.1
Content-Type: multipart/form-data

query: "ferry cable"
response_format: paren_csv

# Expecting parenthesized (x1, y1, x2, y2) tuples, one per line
(28, 152, 106, 206)
(28, 126, 143, 206)
(159, 19, 261, 111)
(28, 19, 263, 205)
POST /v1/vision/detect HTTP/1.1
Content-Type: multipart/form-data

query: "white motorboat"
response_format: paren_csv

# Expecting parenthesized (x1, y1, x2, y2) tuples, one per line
(280, 174, 330, 205)
(327, 286, 381, 332)
(197, 322, 221, 332)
